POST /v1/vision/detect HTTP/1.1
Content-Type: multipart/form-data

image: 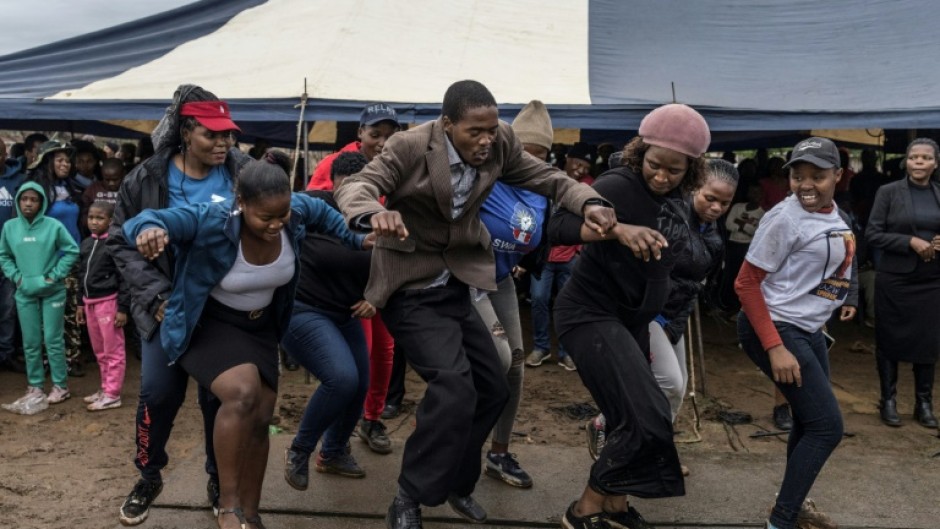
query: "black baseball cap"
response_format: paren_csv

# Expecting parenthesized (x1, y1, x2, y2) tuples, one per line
(784, 137, 840, 169)
(359, 103, 399, 127)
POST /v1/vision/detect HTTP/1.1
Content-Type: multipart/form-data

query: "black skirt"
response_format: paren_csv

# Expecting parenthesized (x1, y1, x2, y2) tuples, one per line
(178, 297, 280, 391)
(875, 260, 940, 364)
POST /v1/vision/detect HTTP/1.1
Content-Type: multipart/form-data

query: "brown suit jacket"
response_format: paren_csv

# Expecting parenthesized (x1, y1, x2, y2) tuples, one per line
(335, 117, 602, 307)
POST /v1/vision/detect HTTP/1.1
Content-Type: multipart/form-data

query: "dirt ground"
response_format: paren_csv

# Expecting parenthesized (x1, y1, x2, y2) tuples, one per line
(1, 308, 938, 529)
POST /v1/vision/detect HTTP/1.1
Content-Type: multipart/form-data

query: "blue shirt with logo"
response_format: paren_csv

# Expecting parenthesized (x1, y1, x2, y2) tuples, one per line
(167, 163, 233, 207)
(479, 181, 548, 281)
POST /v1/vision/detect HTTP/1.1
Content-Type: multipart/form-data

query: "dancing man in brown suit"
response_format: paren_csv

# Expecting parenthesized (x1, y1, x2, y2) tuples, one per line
(336, 80, 616, 529)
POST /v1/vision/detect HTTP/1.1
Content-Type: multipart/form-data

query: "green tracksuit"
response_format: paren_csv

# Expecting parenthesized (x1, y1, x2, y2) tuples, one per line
(0, 182, 79, 388)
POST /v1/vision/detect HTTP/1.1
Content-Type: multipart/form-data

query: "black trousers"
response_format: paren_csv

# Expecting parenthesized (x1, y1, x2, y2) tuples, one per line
(384, 343, 407, 408)
(382, 279, 509, 506)
(559, 318, 685, 498)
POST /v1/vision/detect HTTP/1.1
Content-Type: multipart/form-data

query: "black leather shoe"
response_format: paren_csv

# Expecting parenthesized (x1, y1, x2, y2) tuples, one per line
(879, 398, 902, 427)
(447, 494, 487, 524)
(772, 404, 793, 431)
(386, 498, 423, 529)
(914, 400, 938, 428)
(284, 447, 310, 490)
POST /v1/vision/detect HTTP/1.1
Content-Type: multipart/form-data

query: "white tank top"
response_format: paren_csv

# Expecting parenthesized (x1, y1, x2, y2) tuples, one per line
(210, 230, 295, 311)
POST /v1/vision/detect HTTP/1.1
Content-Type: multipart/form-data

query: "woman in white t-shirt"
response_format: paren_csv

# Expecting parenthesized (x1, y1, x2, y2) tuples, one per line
(734, 137, 857, 529)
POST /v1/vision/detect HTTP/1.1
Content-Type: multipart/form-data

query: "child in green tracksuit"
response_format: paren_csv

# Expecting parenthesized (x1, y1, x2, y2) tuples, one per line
(0, 181, 79, 411)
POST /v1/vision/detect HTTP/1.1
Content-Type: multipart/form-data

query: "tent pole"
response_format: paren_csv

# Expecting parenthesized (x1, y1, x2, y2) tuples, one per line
(302, 121, 310, 188)
(291, 78, 309, 190)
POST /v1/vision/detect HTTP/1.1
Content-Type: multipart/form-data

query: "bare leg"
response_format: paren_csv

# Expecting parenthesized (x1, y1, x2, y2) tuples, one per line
(241, 383, 276, 524)
(490, 441, 508, 453)
(210, 364, 265, 529)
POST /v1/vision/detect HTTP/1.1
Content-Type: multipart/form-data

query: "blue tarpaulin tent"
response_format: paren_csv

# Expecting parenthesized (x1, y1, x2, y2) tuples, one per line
(0, 0, 935, 146)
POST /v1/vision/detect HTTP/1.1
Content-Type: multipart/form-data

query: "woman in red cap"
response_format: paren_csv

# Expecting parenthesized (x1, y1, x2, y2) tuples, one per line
(549, 103, 710, 529)
(111, 85, 252, 527)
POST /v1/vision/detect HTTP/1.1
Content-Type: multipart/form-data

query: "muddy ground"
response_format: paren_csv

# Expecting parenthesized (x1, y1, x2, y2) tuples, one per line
(1, 308, 937, 529)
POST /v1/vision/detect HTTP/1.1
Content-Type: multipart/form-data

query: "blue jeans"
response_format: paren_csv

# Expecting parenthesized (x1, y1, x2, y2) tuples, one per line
(0, 276, 16, 363)
(136, 331, 219, 481)
(529, 260, 574, 358)
(738, 314, 843, 529)
(282, 302, 369, 456)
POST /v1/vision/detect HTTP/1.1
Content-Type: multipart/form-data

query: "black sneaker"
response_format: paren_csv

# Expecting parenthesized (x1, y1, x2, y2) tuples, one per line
(773, 404, 794, 431)
(285, 447, 311, 490)
(386, 498, 423, 529)
(315, 451, 366, 478)
(0, 357, 25, 373)
(606, 506, 651, 529)
(562, 501, 612, 529)
(119, 478, 163, 526)
(67, 360, 85, 377)
(446, 494, 487, 523)
(358, 418, 393, 454)
(207, 474, 220, 516)
(484, 451, 532, 488)
(381, 403, 401, 420)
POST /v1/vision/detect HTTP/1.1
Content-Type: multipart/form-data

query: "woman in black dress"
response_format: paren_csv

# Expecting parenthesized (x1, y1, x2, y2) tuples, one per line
(867, 137, 940, 429)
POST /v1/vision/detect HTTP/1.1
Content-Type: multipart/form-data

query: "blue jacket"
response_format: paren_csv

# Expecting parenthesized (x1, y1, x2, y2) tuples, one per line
(123, 193, 365, 364)
(0, 158, 25, 229)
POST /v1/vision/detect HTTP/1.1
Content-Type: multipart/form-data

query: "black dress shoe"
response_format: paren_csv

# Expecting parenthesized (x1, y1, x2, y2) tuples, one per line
(284, 447, 310, 490)
(447, 494, 487, 524)
(386, 498, 422, 529)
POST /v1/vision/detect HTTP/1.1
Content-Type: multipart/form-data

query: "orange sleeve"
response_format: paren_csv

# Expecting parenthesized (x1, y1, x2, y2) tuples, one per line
(734, 260, 783, 351)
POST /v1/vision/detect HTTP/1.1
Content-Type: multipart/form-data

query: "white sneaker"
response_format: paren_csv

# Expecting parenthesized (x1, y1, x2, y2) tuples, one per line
(2, 387, 48, 415)
(83, 390, 104, 403)
(87, 394, 122, 411)
(47, 385, 71, 404)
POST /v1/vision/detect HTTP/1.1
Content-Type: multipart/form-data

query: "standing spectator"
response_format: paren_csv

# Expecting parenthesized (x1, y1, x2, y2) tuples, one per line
(76, 200, 129, 411)
(526, 142, 595, 371)
(71, 140, 101, 191)
(103, 141, 119, 159)
(0, 140, 26, 372)
(19, 133, 48, 169)
(335, 80, 613, 529)
(549, 104, 708, 529)
(736, 137, 857, 529)
(26, 141, 86, 376)
(82, 158, 124, 210)
(866, 138, 940, 429)
(759, 156, 789, 210)
(110, 84, 250, 526)
(0, 182, 79, 411)
(306, 103, 400, 191)
(719, 184, 765, 312)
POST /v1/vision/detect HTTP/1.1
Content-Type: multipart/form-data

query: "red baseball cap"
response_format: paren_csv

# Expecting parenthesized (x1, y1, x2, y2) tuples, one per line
(179, 101, 241, 132)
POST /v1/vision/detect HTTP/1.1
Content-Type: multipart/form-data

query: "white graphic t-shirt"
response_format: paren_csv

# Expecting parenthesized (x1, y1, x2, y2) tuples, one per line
(746, 194, 855, 332)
